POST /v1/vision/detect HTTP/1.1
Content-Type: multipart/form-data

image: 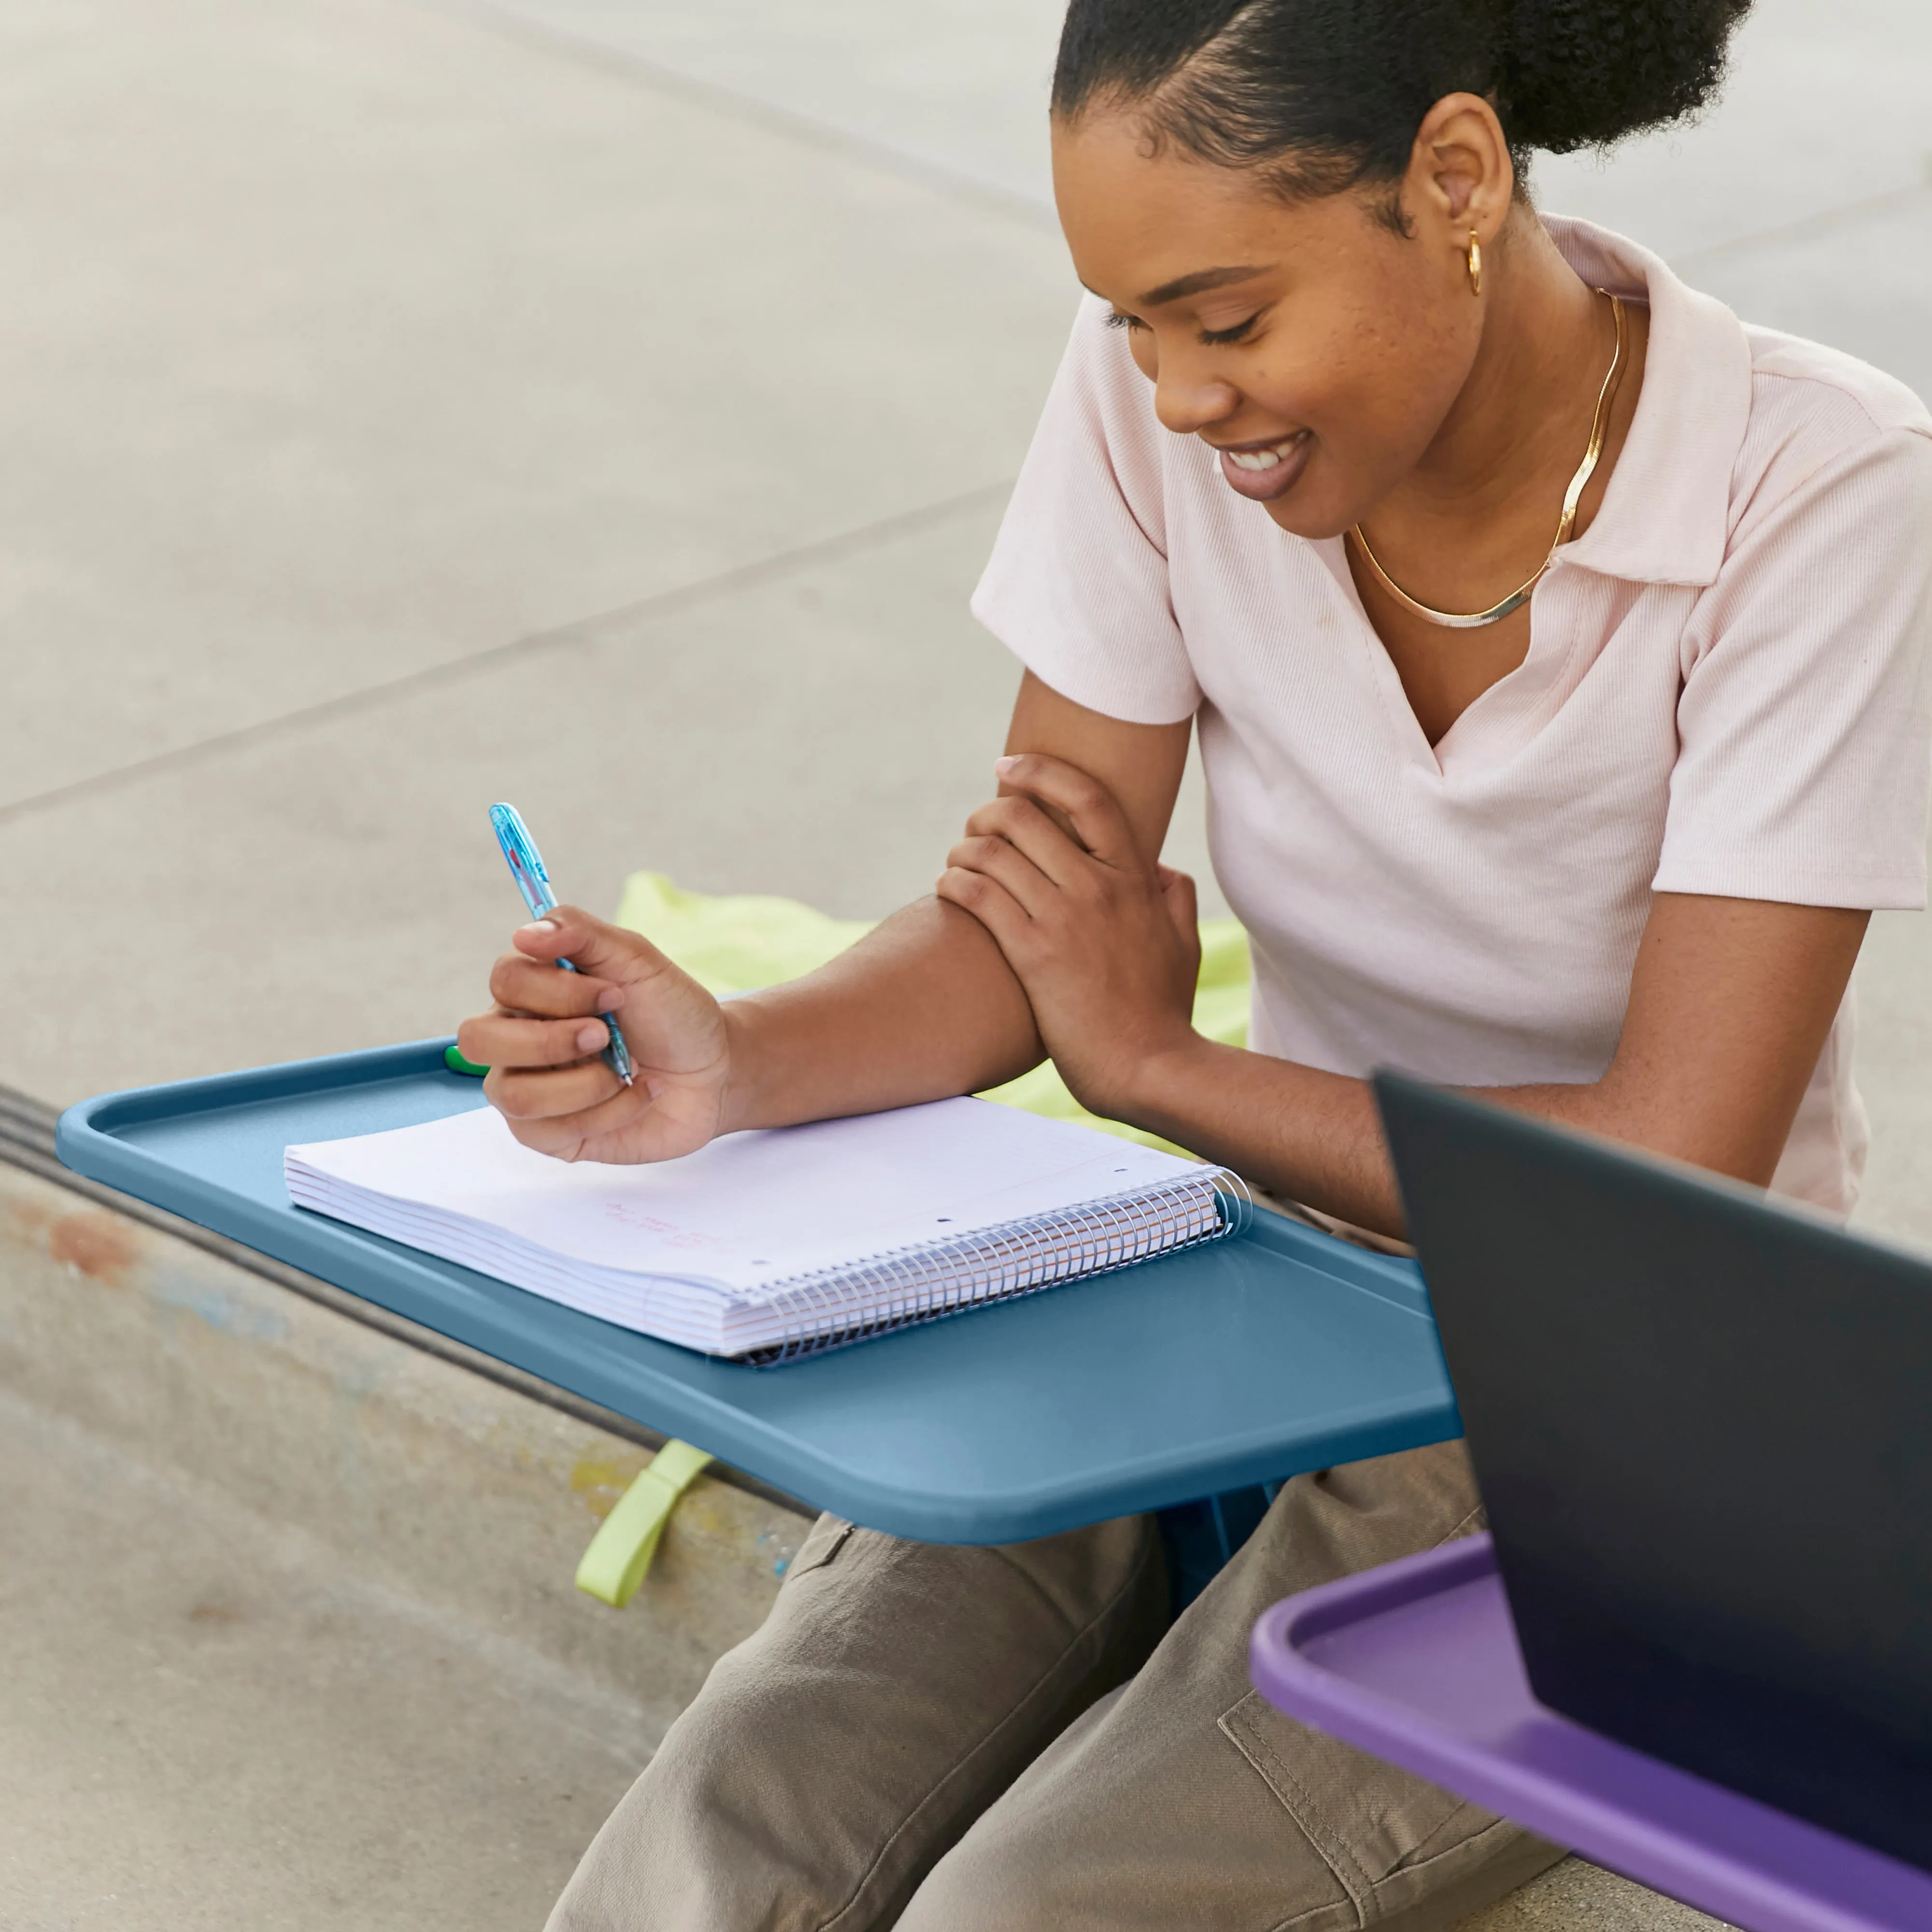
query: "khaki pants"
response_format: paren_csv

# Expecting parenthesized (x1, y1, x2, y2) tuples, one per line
(546, 1438, 1562, 1931)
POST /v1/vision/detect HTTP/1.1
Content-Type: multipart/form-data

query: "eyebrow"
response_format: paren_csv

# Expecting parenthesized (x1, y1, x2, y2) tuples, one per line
(1137, 263, 1272, 308)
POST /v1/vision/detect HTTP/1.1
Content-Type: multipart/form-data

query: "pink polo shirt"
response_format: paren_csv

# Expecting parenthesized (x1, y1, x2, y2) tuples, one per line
(972, 216, 1932, 1213)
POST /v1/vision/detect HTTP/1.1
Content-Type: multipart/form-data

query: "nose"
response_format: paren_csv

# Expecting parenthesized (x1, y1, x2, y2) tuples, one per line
(1153, 361, 1242, 439)
(1151, 373, 1244, 442)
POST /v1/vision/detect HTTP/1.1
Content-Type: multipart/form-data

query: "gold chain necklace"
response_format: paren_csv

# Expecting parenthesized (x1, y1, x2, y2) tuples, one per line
(1349, 292, 1628, 631)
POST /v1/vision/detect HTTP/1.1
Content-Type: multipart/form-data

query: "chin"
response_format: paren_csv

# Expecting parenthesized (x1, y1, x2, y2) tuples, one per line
(1232, 445, 1352, 542)
(1258, 487, 1353, 544)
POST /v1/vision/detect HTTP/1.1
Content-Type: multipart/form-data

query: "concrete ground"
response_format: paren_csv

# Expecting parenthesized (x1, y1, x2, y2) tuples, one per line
(0, 1391, 649, 1932)
(1, 0, 1926, 1924)
(0, 1151, 809, 1932)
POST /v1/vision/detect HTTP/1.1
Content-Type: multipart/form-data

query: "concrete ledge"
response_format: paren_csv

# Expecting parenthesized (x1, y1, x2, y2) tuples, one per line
(0, 1150, 811, 1730)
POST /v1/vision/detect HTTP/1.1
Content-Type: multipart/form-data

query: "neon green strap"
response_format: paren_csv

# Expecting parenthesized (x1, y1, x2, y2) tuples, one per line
(574, 1440, 714, 1607)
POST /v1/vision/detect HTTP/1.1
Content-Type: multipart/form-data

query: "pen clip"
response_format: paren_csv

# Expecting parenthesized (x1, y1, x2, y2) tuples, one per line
(490, 802, 559, 921)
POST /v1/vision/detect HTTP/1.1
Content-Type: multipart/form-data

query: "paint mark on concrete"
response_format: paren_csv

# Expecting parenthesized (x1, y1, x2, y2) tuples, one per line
(570, 1455, 647, 1521)
(153, 1273, 291, 1341)
(48, 1211, 139, 1284)
(757, 1528, 800, 1578)
(2, 1195, 54, 1244)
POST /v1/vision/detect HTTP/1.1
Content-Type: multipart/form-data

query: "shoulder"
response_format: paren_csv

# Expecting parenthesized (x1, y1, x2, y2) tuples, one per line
(1732, 325, 1932, 527)
(1053, 294, 1172, 462)
(1743, 325, 1931, 438)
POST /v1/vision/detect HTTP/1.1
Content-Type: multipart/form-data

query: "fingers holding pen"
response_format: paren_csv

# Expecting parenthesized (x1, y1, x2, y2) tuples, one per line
(471, 835, 730, 1160)
(491, 1049, 729, 1166)
(458, 1005, 616, 1074)
(486, 1055, 626, 1131)
(463, 938, 627, 1076)
(486, 947, 622, 1021)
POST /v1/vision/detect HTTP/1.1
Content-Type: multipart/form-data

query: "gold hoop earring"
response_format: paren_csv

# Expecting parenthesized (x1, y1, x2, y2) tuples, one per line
(1466, 229, 1483, 296)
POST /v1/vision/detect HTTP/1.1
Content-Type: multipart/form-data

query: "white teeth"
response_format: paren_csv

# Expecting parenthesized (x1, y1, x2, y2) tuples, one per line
(1225, 437, 1301, 472)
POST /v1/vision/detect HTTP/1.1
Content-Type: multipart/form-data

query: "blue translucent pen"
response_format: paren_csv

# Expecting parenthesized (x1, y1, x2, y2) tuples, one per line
(489, 802, 635, 1087)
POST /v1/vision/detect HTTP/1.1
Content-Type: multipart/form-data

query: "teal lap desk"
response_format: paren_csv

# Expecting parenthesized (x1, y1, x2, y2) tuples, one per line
(56, 1038, 1460, 1545)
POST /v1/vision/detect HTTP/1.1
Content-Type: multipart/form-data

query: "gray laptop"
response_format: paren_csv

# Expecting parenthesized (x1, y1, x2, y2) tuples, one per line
(1374, 1070, 1932, 1872)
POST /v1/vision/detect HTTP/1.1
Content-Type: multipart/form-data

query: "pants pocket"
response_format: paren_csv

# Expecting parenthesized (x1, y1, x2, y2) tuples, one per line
(782, 1513, 856, 1583)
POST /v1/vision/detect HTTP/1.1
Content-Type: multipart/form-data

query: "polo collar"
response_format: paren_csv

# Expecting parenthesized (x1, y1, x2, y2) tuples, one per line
(1542, 214, 1753, 590)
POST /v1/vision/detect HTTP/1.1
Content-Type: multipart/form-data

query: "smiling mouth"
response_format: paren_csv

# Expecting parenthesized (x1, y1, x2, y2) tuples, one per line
(1214, 429, 1313, 501)
(1222, 435, 1305, 471)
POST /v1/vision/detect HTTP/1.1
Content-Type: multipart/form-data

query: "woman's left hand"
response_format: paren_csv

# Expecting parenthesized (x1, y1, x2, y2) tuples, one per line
(935, 752, 1203, 1120)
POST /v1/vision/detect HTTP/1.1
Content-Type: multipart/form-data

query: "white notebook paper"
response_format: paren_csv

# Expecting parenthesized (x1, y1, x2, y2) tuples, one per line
(285, 1098, 1245, 1360)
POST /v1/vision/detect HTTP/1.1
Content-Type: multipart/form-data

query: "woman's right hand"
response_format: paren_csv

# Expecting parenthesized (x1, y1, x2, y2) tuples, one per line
(455, 908, 732, 1165)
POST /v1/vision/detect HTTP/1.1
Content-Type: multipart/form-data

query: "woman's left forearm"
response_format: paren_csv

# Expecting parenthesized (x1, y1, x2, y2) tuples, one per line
(1120, 1038, 1407, 1233)
(1115, 1037, 1792, 1241)
(1122, 891, 1871, 1239)
(1116, 1034, 1764, 1243)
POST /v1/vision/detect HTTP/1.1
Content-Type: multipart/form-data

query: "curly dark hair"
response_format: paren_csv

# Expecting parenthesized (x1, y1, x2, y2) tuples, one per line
(1052, 0, 1754, 204)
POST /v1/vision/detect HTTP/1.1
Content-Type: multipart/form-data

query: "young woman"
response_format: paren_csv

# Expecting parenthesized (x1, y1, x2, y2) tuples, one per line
(466, 0, 1932, 1924)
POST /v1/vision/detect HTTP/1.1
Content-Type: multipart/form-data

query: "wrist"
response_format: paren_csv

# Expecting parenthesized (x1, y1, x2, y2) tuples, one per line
(714, 996, 770, 1136)
(1092, 1025, 1216, 1132)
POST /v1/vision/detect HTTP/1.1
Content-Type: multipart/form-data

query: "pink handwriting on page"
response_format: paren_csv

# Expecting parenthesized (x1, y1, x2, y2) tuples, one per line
(601, 1200, 734, 1251)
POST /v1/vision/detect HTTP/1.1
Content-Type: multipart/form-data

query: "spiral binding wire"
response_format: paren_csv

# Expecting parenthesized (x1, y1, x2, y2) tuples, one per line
(741, 1168, 1253, 1364)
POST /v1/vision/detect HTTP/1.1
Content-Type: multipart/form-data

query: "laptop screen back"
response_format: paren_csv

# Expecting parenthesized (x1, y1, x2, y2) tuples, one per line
(1375, 1072, 1932, 1870)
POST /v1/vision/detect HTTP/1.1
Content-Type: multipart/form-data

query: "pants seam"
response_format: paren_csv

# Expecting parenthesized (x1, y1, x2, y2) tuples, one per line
(979, 1530, 1138, 1635)
(815, 1524, 1163, 1932)
(1385, 1810, 1538, 1883)
(1431, 1500, 1484, 1549)
(1264, 1899, 1364, 1932)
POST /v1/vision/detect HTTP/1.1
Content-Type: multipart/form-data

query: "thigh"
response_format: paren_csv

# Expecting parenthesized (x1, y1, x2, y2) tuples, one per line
(903, 1441, 1564, 1932)
(546, 1509, 1168, 1932)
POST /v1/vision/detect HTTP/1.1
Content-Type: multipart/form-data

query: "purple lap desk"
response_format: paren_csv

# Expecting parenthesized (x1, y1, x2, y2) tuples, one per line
(1250, 1534, 1932, 1932)
(55, 1037, 1462, 1546)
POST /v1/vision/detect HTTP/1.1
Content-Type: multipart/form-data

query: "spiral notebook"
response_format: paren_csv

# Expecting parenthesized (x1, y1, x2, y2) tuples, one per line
(284, 1097, 1247, 1361)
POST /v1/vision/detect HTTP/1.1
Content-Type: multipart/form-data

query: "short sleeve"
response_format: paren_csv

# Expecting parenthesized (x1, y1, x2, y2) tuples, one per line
(1653, 426, 1932, 909)
(971, 299, 1202, 725)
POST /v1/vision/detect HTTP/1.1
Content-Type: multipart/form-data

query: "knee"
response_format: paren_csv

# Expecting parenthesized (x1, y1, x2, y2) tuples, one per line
(896, 1809, 1088, 1932)
(894, 1842, 1025, 1932)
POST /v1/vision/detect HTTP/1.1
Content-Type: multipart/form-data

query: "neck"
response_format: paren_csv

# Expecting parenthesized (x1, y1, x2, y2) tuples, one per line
(1404, 213, 1610, 526)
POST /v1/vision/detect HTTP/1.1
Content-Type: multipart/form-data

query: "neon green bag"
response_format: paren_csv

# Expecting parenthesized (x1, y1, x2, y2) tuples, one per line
(612, 871, 1249, 1153)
